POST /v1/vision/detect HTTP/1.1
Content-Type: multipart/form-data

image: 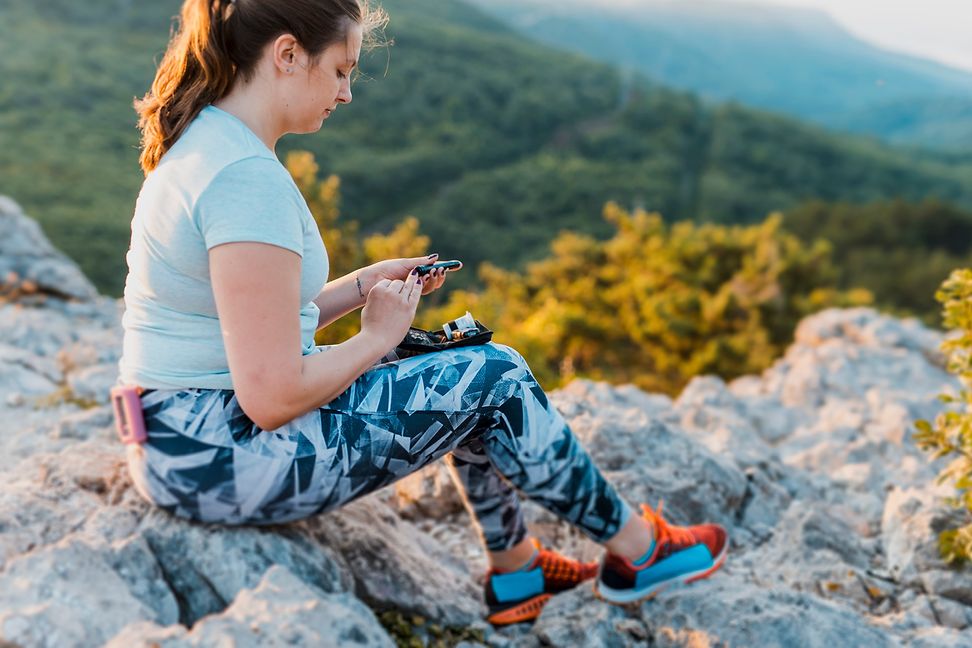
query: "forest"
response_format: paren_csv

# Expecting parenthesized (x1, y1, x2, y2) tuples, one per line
(3, 0, 972, 301)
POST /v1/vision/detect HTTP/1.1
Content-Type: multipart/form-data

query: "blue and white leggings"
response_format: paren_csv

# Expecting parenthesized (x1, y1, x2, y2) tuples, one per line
(126, 342, 632, 551)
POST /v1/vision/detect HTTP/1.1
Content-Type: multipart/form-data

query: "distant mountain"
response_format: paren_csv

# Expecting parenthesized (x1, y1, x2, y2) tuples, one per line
(468, 0, 972, 151)
(2, 0, 972, 297)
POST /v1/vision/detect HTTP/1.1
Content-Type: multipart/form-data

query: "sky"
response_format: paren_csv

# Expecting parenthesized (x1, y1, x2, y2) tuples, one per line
(580, 0, 972, 73)
(759, 0, 972, 73)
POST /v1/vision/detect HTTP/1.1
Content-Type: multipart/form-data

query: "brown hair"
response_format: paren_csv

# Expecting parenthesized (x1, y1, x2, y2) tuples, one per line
(135, 0, 386, 175)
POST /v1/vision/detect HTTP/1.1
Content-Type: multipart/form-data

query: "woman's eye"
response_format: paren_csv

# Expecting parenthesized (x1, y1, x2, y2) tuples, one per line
(337, 70, 346, 79)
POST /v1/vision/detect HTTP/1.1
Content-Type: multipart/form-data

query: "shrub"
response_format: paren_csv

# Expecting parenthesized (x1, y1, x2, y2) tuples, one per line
(285, 151, 431, 347)
(915, 268, 972, 564)
(421, 203, 870, 394)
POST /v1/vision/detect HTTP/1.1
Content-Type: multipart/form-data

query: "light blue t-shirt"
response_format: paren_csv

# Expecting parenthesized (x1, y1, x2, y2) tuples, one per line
(119, 105, 329, 390)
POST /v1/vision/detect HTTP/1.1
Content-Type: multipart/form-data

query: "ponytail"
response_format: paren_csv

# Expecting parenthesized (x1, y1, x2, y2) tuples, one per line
(135, 0, 237, 175)
(135, 0, 386, 176)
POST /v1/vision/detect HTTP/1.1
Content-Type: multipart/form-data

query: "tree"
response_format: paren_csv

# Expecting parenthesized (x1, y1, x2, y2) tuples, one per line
(284, 151, 430, 347)
(915, 268, 972, 564)
(422, 203, 870, 394)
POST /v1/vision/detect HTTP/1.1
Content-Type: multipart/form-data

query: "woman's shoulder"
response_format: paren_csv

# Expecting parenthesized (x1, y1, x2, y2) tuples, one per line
(156, 106, 281, 188)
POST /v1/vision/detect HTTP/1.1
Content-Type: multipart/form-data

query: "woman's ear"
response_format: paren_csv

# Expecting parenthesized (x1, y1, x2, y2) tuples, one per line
(271, 33, 300, 74)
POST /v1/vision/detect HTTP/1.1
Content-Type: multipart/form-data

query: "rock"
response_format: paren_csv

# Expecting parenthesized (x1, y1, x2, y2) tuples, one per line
(306, 498, 484, 626)
(674, 375, 779, 469)
(48, 405, 114, 441)
(0, 342, 62, 396)
(641, 576, 896, 648)
(135, 512, 353, 626)
(532, 586, 645, 648)
(3, 205, 972, 647)
(105, 565, 394, 647)
(0, 196, 98, 302)
(881, 485, 961, 588)
(908, 627, 972, 648)
(0, 536, 164, 647)
(554, 386, 749, 531)
(65, 362, 118, 405)
(762, 308, 951, 411)
(389, 462, 466, 520)
(928, 596, 972, 630)
(922, 568, 972, 607)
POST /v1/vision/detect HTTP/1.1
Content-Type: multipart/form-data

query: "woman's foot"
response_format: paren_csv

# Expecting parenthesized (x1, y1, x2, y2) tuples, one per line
(484, 538, 598, 625)
(595, 501, 728, 604)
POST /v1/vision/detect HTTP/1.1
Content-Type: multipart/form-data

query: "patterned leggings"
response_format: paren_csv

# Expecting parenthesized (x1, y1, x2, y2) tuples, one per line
(126, 342, 632, 550)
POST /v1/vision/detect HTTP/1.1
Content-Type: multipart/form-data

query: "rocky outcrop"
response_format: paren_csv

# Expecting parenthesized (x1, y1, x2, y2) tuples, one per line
(0, 196, 98, 303)
(1, 196, 971, 646)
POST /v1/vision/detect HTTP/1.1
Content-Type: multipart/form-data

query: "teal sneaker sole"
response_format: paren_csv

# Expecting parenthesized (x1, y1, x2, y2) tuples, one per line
(594, 541, 728, 604)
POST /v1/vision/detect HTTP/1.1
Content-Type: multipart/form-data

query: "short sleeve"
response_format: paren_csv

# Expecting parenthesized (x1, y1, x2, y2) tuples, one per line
(194, 157, 305, 256)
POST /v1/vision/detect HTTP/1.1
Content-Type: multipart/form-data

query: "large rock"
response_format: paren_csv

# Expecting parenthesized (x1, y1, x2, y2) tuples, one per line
(105, 565, 394, 647)
(1, 204, 971, 648)
(0, 196, 98, 302)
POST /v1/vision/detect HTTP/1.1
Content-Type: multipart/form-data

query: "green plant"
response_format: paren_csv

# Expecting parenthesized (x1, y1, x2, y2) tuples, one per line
(915, 268, 972, 564)
(421, 203, 870, 395)
(376, 610, 485, 648)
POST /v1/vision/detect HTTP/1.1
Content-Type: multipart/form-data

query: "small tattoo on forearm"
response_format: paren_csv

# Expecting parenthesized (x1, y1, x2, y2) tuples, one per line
(356, 275, 365, 298)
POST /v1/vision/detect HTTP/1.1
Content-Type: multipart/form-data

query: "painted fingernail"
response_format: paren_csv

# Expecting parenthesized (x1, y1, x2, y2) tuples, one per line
(428, 253, 438, 259)
(411, 267, 419, 275)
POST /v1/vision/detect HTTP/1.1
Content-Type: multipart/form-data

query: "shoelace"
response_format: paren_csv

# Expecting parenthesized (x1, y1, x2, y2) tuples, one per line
(534, 540, 598, 582)
(488, 537, 598, 586)
(640, 500, 695, 557)
(537, 538, 581, 579)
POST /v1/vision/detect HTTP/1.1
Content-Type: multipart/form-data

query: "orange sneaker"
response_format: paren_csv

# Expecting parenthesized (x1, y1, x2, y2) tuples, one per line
(595, 501, 728, 604)
(484, 539, 599, 626)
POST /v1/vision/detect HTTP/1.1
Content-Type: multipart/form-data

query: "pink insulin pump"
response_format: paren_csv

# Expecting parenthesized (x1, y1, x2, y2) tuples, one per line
(110, 385, 148, 444)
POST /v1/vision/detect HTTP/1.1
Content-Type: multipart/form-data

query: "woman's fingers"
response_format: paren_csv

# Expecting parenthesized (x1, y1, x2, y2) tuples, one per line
(403, 268, 421, 298)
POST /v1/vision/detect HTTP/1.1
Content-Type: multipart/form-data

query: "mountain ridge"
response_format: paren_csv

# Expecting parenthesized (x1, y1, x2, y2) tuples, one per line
(469, 0, 972, 150)
(2, 0, 972, 297)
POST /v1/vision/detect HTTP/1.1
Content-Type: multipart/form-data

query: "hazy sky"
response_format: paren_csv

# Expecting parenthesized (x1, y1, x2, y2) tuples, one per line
(582, 0, 972, 72)
(758, 0, 972, 72)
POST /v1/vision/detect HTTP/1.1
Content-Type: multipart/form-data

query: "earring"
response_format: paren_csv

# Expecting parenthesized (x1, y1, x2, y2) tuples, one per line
(287, 68, 293, 73)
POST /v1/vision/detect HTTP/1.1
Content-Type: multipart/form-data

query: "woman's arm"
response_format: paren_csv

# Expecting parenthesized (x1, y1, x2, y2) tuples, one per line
(313, 268, 372, 330)
(210, 242, 422, 430)
(313, 255, 456, 330)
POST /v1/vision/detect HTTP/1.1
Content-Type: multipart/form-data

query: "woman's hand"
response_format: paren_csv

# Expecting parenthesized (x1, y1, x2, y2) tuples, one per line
(367, 254, 462, 296)
(360, 270, 424, 351)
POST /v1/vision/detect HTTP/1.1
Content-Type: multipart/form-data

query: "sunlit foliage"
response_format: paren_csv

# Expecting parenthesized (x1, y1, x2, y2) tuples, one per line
(421, 203, 870, 394)
(285, 151, 430, 347)
(915, 269, 972, 564)
(783, 199, 972, 324)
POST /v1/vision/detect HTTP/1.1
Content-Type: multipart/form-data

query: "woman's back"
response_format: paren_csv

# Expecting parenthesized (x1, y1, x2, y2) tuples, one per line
(119, 105, 328, 390)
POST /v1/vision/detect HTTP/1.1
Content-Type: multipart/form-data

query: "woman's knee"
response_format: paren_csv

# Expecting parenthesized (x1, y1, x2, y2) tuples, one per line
(482, 342, 530, 370)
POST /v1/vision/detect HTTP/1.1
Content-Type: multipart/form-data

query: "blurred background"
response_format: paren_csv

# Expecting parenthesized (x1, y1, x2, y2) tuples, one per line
(2, 0, 970, 393)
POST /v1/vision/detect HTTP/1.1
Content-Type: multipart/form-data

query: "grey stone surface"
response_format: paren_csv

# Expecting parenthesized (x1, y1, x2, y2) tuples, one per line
(0, 196, 98, 302)
(2, 199, 972, 647)
(104, 565, 394, 648)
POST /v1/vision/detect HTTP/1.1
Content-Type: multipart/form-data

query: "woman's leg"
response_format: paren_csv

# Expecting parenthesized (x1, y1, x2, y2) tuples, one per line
(131, 343, 653, 561)
(445, 439, 529, 553)
(310, 343, 644, 552)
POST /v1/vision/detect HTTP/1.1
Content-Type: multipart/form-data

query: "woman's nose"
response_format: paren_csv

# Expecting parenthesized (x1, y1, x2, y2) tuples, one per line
(337, 79, 352, 104)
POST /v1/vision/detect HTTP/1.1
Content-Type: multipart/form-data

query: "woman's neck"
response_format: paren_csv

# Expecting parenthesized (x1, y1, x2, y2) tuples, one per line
(213, 77, 283, 152)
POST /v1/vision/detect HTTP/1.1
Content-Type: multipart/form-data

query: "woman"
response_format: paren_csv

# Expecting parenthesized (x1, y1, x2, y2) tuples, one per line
(119, 0, 727, 626)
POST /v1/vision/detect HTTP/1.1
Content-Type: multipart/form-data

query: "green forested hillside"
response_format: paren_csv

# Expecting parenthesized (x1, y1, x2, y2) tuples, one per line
(469, 0, 972, 151)
(2, 0, 972, 296)
(782, 199, 972, 323)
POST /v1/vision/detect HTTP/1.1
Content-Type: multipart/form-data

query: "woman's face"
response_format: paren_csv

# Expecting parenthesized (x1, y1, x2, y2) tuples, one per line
(287, 23, 363, 134)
